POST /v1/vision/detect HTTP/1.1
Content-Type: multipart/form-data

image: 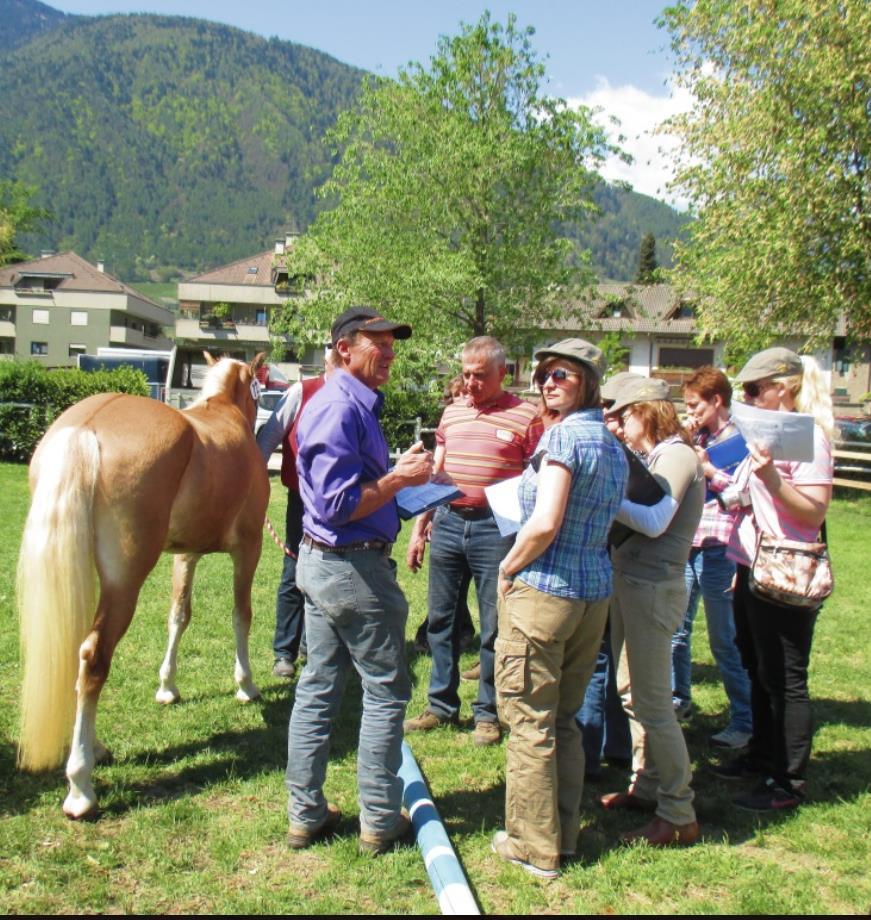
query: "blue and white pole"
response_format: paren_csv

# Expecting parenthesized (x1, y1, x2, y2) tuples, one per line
(399, 741, 481, 915)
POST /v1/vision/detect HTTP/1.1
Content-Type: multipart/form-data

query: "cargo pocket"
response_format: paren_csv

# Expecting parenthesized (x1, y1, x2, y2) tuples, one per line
(495, 638, 529, 697)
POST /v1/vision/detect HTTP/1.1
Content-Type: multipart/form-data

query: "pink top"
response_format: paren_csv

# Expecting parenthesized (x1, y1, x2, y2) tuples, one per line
(726, 425, 833, 567)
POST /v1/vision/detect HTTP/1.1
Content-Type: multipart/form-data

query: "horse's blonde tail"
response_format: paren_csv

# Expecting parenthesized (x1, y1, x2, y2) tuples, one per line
(17, 427, 100, 771)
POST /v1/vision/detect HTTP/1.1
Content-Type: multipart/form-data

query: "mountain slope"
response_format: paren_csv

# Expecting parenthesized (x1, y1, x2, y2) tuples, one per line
(0, 7, 689, 281)
(0, 13, 364, 277)
(0, 0, 72, 52)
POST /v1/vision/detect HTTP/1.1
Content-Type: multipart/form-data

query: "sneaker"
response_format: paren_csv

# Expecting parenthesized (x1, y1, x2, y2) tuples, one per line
(734, 777, 803, 812)
(673, 699, 693, 721)
(359, 811, 413, 855)
(403, 709, 457, 733)
(473, 720, 502, 747)
(711, 727, 752, 749)
(272, 658, 296, 680)
(287, 802, 341, 849)
(461, 661, 481, 682)
(710, 752, 764, 781)
(491, 830, 560, 879)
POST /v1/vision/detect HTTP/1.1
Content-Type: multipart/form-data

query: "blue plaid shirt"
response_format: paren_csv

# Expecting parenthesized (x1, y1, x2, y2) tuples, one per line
(516, 408, 628, 600)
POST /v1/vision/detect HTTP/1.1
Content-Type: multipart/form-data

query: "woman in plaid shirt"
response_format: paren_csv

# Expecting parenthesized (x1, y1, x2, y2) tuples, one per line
(490, 338, 627, 880)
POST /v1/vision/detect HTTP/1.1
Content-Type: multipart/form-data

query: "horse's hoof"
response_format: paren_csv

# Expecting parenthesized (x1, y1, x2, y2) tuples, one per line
(235, 685, 261, 703)
(155, 688, 180, 705)
(63, 792, 99, 820)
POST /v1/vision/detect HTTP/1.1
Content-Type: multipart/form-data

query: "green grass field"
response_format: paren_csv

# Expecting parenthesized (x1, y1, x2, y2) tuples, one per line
(1, 461, 869, 914)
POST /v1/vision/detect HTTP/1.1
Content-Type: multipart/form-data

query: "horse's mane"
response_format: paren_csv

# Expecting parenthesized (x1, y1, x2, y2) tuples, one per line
(190, 358, 242, 406)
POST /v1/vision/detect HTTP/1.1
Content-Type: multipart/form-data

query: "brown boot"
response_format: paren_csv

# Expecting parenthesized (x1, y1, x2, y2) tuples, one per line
(461, 661, 481, 681)
(621, 816, 700, 847)
(599, 791, 656, 812)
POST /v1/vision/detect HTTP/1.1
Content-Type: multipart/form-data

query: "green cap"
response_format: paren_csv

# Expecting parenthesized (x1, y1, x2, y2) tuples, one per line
(735, 347, 803, 384)
(534, 338, 605, 380)
(608, 376, 672, 414)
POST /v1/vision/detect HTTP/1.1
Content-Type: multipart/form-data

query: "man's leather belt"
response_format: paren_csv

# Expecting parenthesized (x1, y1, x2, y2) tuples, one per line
(448, 504, 493, 520)
(302, 534, 390, 553)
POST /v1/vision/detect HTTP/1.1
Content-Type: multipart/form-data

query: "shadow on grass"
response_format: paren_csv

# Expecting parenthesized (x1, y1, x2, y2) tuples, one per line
(0, 671, 370, 819)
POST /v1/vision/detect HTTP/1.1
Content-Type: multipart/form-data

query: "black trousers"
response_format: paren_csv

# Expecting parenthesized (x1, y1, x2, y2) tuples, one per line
(733, 564, 818, 788)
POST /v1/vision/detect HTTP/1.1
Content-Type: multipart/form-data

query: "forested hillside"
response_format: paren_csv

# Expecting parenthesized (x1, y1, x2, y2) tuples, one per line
(0, 3, 689, 281)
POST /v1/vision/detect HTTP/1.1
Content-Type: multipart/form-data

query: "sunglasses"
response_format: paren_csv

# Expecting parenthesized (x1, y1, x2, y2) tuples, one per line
(537, 367, 579, 386)
(743, 379, 775, 399)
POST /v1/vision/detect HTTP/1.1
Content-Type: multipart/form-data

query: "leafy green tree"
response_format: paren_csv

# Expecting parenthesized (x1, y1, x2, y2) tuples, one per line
(660, 0, 871, 346)
(0, 180, 50, 266)
(635, 232, 658, 284)
(275, 12, 620, 361)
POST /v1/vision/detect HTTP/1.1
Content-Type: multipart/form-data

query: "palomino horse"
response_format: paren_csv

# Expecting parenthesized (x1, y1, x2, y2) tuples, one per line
(17, 354, 270, 818)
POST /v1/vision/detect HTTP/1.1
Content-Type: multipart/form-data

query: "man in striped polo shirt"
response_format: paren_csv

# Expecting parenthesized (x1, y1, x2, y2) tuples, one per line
(405, 336, 543, 746)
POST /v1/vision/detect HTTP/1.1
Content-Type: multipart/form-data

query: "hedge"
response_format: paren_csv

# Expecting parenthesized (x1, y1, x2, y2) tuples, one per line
(0, 360, 150, 462)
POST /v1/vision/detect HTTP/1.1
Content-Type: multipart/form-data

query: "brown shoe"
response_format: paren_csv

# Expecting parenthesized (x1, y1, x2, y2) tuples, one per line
(473, 720, 502, 746)
(403, 709, 457, 733)
(359, 811, 413, 855)
(621, 816, 700, 847)
(287, 802, 341, 849)
(599, 791, 656, 812)
(461, 661, 481, 681)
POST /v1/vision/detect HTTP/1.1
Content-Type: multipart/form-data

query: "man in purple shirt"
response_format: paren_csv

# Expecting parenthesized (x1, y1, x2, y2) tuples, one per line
(286, 306, 433, 856)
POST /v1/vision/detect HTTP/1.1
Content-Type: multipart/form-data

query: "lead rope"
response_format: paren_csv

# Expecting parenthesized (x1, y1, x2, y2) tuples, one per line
(264, 515, 298, 559)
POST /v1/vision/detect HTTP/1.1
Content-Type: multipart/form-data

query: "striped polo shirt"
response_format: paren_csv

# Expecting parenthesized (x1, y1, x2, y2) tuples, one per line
(436, 391, 543, 508)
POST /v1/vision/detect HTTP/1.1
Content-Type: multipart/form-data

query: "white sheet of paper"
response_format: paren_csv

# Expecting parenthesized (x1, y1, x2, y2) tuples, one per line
(730, 401, 815, 462)
(484, 475, 523, 537)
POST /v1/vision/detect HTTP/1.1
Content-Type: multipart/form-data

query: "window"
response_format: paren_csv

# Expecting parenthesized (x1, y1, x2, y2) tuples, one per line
(70, 311, 88, 326)
(658, 346, 714, 369)
(32, 309, 50, 325)
(255, 308, 267, 326)
(69, 344, 87, 357)
(31, 341, 48, 356)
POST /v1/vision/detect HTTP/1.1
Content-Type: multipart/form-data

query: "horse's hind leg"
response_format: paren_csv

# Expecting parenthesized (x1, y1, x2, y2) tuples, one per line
(156, 553, 201, 704)
(231, 542, 262, 703)
(64, 588, 139, 819)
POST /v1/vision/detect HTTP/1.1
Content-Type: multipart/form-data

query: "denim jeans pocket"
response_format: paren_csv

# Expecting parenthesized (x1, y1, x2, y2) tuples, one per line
(495, 638, 528, 696)
(306, 560, 360, 627)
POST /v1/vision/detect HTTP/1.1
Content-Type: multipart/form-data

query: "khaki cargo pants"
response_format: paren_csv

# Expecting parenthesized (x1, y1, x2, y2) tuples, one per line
(495, 579, 609, 870)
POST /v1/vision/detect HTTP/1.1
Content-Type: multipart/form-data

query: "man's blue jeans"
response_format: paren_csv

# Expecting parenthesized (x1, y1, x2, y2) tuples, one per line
(671, 544, 752, 733)
(287, 543, 410, 834)
(274, 490, 305, 662)
(426, 506, 514, 724)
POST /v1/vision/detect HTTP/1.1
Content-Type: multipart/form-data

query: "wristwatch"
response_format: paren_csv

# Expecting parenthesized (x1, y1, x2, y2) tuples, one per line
(499, 565, 514, 581)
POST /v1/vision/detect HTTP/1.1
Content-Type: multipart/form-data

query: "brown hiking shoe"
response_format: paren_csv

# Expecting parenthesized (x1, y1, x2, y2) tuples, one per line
(359, 811, 413, 855)
(287, 802, 341, 849)
(473, 720, 502, 746)
(621, 816, 700, 847)
(403, 709, 456, 733)
(461, 661, 481, 681)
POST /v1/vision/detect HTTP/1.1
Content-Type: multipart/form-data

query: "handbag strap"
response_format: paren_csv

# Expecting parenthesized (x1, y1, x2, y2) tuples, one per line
(820, 519, 827, 544)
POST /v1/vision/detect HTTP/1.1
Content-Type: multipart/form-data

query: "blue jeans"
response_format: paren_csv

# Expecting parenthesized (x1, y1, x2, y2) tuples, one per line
(576, 620, 631, 773)
(426, 506, 514, 724)
(671, 544, 752, 733)
(274, 490, 305, 661)
(287, 543, 411, 834)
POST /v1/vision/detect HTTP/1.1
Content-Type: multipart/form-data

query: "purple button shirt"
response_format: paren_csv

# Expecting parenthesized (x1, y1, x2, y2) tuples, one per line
(296, 368, 399, 545)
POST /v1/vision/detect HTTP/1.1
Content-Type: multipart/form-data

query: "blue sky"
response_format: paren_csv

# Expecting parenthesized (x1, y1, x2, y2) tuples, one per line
(51, 1, 692, 205)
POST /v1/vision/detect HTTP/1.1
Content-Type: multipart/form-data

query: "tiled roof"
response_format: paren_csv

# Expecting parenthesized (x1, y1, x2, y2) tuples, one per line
(186, 249, 280, 286)
(0, 251, 162, 306)
(549, 283, 695, 332)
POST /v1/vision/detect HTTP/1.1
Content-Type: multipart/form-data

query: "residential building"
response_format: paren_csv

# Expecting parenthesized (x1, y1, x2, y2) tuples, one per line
(0, 251, 174, 365)
(525, 282, 845, 397)
(175, 234, 323, 382)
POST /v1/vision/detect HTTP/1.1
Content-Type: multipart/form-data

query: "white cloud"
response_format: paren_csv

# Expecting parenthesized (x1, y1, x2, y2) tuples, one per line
(570, 76, 694, 211)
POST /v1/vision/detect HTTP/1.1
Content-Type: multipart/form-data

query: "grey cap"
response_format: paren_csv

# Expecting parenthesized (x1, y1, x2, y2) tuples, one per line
(608, 375, 672, 414)
(735, 347, 803, 384)
(534, 338, 605, 380)
(601, 371, 644, 404)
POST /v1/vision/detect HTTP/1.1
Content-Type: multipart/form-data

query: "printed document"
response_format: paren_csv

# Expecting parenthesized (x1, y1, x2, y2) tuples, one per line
(731, 401, 815, 462)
